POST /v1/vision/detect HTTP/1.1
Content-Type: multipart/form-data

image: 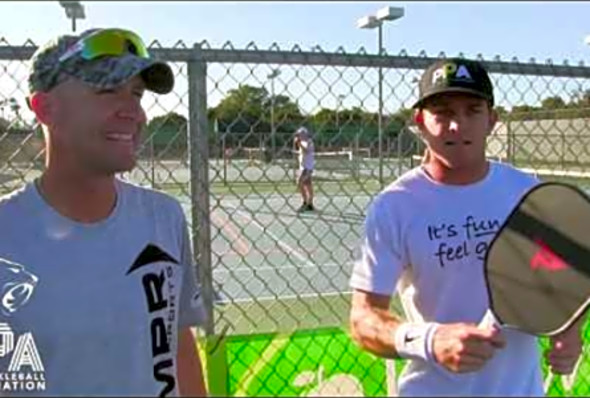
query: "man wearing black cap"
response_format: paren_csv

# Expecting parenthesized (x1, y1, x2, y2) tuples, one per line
(348, 58, 583, 395)
(0, 29, 207, 396)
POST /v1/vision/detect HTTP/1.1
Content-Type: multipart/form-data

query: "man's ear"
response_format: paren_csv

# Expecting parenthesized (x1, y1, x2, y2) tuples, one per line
(28, 92, 53, 126)
(413, 109, 424, 126)
(413, 109, 428, 137)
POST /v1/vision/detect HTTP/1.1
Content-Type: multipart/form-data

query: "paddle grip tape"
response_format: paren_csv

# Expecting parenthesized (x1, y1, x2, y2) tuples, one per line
(393, 322, 440, 362)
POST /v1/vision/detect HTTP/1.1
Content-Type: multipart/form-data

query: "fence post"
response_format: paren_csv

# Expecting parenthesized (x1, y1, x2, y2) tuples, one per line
(188, 42, 214, 334)
(187, 43, 225, 395)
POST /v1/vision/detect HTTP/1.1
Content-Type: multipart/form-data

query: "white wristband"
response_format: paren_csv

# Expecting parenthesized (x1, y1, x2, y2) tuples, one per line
(393, 322, 440, 362)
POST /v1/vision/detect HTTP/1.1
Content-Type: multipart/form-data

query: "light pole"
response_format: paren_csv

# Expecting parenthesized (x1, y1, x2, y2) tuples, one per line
(267, 69, 281, 159)
(59, 1, 86, 33)
(336, 94, 345, 129)
(0, 98, 10, 119)
(8, 98, 20, 121)
(357, 6, 404, 187)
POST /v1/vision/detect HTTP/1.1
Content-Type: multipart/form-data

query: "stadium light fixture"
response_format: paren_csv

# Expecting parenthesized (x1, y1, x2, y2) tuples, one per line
(59, 1, 86, 32)
(356, 6, 404, 187)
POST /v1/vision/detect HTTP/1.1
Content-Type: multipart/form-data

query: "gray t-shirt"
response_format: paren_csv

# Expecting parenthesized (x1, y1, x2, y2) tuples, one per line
(0, 179, 205, 396)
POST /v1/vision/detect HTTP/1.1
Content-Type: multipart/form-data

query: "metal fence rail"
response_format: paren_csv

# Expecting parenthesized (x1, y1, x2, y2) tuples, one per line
(1, 38, 590, 396)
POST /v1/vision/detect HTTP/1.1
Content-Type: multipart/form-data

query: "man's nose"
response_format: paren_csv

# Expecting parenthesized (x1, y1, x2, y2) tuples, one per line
(118, 99, 145, 123)
(448, 114, 465, 134)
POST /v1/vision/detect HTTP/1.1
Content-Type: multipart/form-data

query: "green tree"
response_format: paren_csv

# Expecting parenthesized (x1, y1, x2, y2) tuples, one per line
(145, 112, 188, 157)
(209, 85, 303, 152)
(264, 94, 304, 132)
(210, 85, 302, 133)
(311, 108, 337, 127)
(541, 96, 566, 110)
(388, 108, 413, 128)
(339, 106, 375, 125)
(510, 105, 538, 120)
(212, 85, 267, 133)
(495, 106, 509, 118)
(147, 112, 187, 135)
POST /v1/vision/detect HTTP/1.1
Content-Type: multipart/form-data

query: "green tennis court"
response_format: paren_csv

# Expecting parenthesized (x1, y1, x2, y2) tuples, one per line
(122, 157, 410, 335)
(5, 157, 590, 336)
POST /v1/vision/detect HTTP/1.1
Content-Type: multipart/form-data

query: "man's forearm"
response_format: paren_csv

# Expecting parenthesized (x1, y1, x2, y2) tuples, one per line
(177, 327, 207, 397)
(350, 301, 404, 359)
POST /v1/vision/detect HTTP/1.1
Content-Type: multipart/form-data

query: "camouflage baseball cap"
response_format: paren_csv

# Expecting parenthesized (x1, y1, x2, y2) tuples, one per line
(28, 28, 174, 95)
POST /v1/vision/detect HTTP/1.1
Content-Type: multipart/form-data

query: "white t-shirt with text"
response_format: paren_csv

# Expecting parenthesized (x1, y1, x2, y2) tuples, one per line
(350, 162, 544, 396)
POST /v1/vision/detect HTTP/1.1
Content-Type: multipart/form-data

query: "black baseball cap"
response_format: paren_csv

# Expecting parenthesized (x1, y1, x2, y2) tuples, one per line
(412, 58, 494, 109)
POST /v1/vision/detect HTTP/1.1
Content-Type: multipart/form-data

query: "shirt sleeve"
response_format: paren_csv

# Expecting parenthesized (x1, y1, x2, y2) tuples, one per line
(178, 213, 208, 328)
(349, 193, 406, 296)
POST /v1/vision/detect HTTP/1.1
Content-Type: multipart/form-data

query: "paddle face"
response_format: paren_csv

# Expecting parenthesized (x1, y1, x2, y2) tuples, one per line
(484, 182, 590, 336)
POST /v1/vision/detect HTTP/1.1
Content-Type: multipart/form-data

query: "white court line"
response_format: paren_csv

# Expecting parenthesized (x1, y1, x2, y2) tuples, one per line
(217, 192, 373, 204)
(221, 290, 353, 304)
(224, 203, 316, 268)
(213, 262, 355, 274)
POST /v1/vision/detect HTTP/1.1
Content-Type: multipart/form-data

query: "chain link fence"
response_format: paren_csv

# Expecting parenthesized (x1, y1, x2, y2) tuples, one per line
(2, 37, 590, 396)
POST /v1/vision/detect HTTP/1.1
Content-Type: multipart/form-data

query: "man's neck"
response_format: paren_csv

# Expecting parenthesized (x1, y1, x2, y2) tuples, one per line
(423, 157, 490, 186)
(36, 169, 118, 224)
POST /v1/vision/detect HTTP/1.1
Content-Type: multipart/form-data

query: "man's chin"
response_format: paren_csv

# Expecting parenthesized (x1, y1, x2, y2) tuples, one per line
(109, 159, 138, 175)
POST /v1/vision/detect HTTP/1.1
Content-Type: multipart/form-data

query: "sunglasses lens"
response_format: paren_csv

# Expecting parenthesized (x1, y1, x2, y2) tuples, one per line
(76, 29, 150, 61)
(126, 32, 150, 58)
(80, 32, 123, 59)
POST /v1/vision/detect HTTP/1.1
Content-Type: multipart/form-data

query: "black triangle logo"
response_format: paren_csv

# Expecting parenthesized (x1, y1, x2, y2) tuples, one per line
(126, 244, 179, 275)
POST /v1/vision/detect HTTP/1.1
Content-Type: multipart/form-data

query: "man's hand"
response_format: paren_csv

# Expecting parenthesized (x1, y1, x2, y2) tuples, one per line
(431, 323, 506, 373)
(546, 320, 584, 375)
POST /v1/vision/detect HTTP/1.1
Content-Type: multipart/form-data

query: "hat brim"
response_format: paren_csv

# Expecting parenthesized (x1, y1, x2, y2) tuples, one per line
(139, 61, 174, 94)
(72, 54, 174, 94)
(412, 87, 492, 109)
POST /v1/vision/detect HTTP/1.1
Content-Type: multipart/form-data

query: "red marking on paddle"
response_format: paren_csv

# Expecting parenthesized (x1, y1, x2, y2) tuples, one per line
(530, 238, 569, 272)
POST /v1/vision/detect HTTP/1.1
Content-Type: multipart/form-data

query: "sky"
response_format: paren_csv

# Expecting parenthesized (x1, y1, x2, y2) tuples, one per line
(1, 1, 589, 62)
(1, 1, 590, 122)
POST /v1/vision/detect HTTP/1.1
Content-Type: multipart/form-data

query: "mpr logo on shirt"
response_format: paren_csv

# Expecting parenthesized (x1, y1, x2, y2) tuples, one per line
(127, 244, 182, 398)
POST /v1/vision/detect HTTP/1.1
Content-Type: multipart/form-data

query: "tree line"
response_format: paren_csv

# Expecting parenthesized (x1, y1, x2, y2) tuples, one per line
(4, 84, 588, 149)
(147, 84, 590, 132)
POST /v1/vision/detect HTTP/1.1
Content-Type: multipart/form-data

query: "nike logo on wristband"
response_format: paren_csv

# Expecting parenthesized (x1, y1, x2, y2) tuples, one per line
(404, 334, 419, 343)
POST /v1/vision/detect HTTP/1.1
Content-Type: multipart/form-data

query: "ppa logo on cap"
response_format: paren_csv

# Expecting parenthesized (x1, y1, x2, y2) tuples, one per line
(431, 62, 473, 86)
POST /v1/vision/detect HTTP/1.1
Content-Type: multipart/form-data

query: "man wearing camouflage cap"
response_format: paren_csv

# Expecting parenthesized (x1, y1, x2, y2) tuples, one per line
(0, 28, 207, 396)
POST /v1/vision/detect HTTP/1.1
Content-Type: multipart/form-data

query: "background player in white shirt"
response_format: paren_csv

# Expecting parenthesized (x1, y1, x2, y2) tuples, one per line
(294, 126, 315, 212)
